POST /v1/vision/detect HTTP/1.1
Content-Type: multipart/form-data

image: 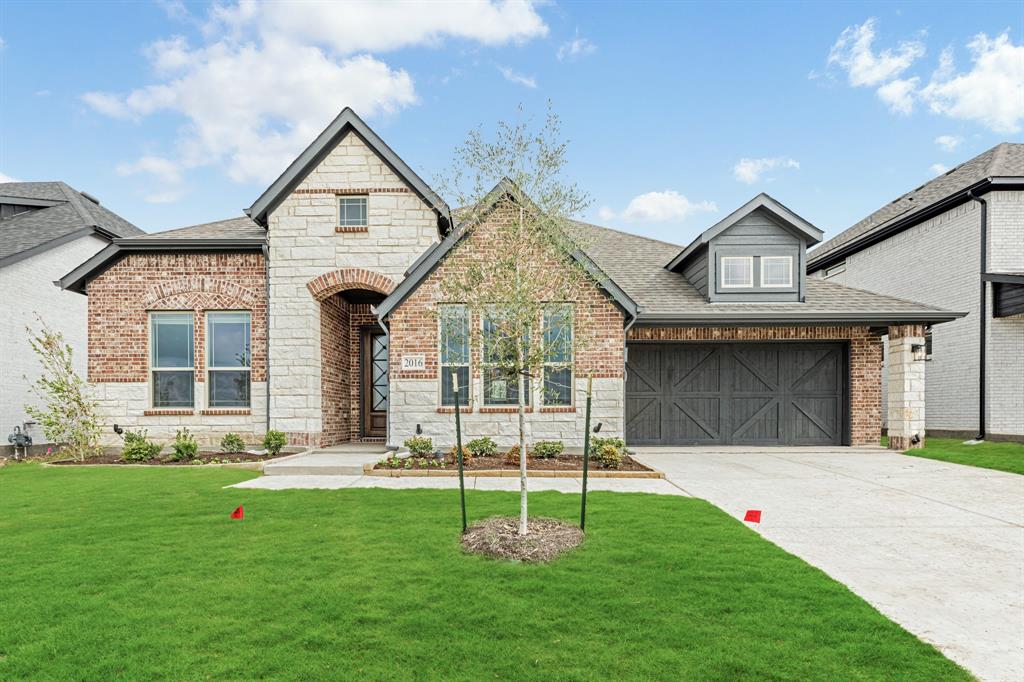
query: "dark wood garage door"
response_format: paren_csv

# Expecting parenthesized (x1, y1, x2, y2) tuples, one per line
(625, 343, 847, 446)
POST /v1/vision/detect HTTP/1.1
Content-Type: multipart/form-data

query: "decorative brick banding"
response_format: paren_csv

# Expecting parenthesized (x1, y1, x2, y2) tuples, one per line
(200, 409, 252, 416)
(540, 407, 576, 413)
(436, 407, 473, 414)
(335, 226, 370, 233)
(143, 409, 193, 416)
(291, 187, 411, 195)
(306, 267, 397, 302)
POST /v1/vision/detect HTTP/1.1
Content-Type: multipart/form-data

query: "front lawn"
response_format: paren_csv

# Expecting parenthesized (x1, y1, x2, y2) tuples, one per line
(902, 437, 1024, 475)
(0, 464, 967, 680)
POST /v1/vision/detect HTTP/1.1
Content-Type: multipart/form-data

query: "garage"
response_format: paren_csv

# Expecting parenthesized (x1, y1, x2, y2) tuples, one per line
(625, 342, 848, 446)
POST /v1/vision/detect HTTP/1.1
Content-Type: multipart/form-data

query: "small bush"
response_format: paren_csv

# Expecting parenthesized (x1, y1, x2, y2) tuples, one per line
(504, 444, 529, 466)
(263, 430, 287, 456)
(447, 445, 472, 464)
(169, 428, 198, 462)
(120, 429, 161, 462)
(220, 433, 246, 453)
(466, 436, 498, 458)
(590, 437, 625, 453)
(592, 442, 622, 469)
(404, 436, 434, 457)
(531, 440, 564, 459)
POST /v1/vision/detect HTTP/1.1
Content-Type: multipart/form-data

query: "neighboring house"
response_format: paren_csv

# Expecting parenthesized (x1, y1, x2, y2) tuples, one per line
(808, 144, 1024, 442)
(58, 109, 961, 452)
(0, 182, 143, 451)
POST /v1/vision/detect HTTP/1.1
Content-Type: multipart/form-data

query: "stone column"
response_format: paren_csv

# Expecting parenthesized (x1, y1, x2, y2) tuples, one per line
(887, 324, 927, 450)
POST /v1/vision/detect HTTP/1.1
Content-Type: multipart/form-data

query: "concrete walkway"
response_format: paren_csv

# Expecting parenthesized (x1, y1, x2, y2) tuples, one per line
(632, 447, 1024, 682)
(262, 444, 388, 476)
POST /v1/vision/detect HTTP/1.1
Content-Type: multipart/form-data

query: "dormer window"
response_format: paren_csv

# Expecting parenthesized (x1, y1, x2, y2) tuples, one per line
(760, 256, 793, 288)
(721, 256, 753, 288)
(339, 195, 368, 227)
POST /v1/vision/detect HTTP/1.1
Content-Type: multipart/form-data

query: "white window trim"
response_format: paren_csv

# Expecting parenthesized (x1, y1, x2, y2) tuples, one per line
(720, 256, 754, 289)
(438, 304, 471, 407)
(149, 311, 195, 409)
(338, 195, 368, 227)
(760, 256, 793, 288)
(541, 304, 574, 407)
(205, 311, 252, 408)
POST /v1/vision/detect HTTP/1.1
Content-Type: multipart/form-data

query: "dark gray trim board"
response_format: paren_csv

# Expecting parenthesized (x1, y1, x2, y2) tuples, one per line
(0, 226, 95, 269)
(634, 309, 966, 326)
(0, 195, 63, 208)
(982, 273, 1024, 285)
(246, 107, 450, 234)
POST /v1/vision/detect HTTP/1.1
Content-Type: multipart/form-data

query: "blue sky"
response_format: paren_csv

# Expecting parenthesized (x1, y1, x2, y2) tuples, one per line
(1, 1, 1021, 244)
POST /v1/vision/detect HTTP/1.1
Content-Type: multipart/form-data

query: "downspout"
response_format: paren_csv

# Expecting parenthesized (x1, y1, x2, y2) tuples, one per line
(263, 243, 271, 434)
(967, 190, 987, 441)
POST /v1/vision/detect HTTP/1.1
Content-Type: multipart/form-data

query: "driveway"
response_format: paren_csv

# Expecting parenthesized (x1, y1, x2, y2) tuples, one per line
(632, 446, 1024, 682)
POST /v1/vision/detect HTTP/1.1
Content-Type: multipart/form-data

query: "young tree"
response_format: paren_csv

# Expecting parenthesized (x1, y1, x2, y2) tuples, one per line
(437, 105, 597, 535)
(24, 318, 102, 461)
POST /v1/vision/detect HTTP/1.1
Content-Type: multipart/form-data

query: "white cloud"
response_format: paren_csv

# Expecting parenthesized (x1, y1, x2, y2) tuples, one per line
(732, 157, 800, 184)
(876, 77, 918, 114)
(499, 66, 537, 88)
(81, 1, 548, 194)
(919, 32, 1024, 133)
(557, 34, 596, 61)
(827, 18, 925, 87)
(0, 171, 20, 183)
(117, 155, 183, 184)
(597, 206, 616, 222)
(929, 163, 950, 175)
(934, 135, 962, 151)
(618, 191, 717, 223)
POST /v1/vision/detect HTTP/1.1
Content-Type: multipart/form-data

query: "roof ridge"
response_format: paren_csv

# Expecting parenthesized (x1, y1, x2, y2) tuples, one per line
(55, 181, 97, 226)
(985, 142, 1010, 176)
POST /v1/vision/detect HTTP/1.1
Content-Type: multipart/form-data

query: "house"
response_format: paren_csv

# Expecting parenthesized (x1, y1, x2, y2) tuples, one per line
(1, 182, 143, 452)
(808, 144, 1024, 443)
(58, 109, 962, 452)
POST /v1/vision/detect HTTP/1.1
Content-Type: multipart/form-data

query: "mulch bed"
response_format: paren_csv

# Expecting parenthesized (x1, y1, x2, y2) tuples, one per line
(377, 452, 651, 472)
(461, 516, 584, 562)
(50, 451, 272, 466)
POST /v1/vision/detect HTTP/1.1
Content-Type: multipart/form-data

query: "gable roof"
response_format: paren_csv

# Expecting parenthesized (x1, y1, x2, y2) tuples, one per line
(666, 192, 823, 271)
(808, 142, 1024, 271)
(246, 108, 450, 233)
(1, 181, 143, 267)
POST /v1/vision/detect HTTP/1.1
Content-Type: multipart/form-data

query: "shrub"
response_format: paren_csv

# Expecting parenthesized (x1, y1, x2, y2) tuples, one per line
(466, 436, 498, 458)
(447, 445, 472, 464)
(220, 433, 246, 453)
(592, 442, 622, 469)
(169, 428, 198, 462)
(531, 440, 564, 459)
(590, 437, 625, 453)
(404, 436, 434, 457)
(504, 444, 529, 466)
(263, 430, 287, 456)
(120, 429, 162, 462)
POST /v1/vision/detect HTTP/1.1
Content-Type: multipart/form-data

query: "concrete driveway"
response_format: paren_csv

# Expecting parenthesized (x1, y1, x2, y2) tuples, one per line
(632, 446, 1024, 682)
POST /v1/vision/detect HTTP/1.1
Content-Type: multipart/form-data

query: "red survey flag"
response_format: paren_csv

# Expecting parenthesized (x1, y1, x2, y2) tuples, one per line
(230, 505, 244, 520)
(743, 509, 761, 523)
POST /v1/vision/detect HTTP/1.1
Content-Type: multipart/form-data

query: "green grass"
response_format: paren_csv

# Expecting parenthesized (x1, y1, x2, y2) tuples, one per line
(901, 437, 1024, 475)
(0, 464, 968, 681)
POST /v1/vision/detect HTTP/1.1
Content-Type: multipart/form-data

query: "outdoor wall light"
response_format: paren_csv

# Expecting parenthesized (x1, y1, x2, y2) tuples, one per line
(415, 424, 422, 435)
(593, 422, 602, 433)
(911, 344, 927, 361)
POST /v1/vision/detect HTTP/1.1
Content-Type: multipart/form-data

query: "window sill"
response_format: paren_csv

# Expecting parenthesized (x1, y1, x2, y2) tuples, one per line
(479, 406, 534, 414)
(539, 406, 576, 413)
(335, 225, 369, 233)
(436, 407, 473, 414)
(201, 409, 252, 416)
(143, 409, 193, 416)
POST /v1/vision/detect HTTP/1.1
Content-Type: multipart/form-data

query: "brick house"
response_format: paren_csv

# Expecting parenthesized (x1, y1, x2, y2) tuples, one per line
(59, 109, 962, 451)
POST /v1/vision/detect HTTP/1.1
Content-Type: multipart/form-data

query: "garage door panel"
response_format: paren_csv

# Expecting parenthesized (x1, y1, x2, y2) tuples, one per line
(670, 398, 722, 442)
(625, 396, 662, 443)
(787, 347, 841, 393)
(789, 397, 840, 443)
(731, 397, 781, 443)
(731, 347, 779, 393)
(672, 347, 721, 392)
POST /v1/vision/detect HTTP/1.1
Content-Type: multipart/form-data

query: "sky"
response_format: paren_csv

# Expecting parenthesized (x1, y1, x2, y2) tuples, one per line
(1, 0, 1021, 245)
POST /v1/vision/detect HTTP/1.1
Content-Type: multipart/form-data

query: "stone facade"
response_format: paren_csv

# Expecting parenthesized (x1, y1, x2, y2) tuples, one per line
(628, 325, 884, 446)
(886, 324, 927, 450)
(85, 251, 268, 445)
(266, 131, 440, 446)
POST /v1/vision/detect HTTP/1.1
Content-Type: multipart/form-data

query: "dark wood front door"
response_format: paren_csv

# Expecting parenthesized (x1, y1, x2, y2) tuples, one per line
(361, 329, 388, 438)
(626, 343, 847, 446)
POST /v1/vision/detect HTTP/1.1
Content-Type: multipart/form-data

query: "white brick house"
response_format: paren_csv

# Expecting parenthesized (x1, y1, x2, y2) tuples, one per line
(809, 143, 1024, 442)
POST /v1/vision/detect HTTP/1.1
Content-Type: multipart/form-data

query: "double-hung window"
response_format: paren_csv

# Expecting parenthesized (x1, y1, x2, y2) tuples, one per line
(482, 313, 530, 406)
(720, 256, 753, 288)
(207, 312, 252, 408)
(339, 196, 368, 227)
(150, 312, 194, 408)
(542, 304, 573, 406)
(439, 304, 470, 406)
(760, 256, 793, 288)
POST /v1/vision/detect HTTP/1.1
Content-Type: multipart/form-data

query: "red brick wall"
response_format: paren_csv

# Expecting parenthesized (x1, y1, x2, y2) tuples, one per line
(320, 296, 351, 445)
(86, 252, 267, 384)
(628, 325, 883, 446)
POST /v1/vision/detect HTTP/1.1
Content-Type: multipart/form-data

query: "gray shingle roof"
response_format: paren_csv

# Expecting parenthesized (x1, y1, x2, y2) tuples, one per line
(130, 216, 264, 241)
(809, 142, 1024, 267)
(0, 181, 143, 264)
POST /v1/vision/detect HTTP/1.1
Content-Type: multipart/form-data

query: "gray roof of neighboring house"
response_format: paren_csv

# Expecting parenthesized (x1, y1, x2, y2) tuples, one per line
(808, 142, 1024, 270)
(1, 181, 143, 266)
(575, 221, 960, 324)
(131, 215, 265, 241)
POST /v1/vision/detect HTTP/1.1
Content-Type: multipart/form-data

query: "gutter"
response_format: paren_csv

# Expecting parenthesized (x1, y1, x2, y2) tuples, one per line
(633, 310, 967, 326)
(967, 190, 988, 440)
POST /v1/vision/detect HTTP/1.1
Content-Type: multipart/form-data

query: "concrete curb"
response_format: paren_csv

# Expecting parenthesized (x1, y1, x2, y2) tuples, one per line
(363, 463, 664, 479)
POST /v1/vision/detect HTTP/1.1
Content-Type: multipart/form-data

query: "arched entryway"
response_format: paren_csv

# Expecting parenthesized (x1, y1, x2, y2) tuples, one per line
(308, 269, 395, 445)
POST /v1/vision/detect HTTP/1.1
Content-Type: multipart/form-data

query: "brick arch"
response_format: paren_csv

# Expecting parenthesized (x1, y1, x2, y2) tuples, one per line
(144, 276, 261, 310)
(306, 268, 396, 302)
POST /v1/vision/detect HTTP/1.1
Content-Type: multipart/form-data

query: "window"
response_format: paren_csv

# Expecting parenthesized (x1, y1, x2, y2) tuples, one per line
(925, 326, 933, 360)
(720, 256, 753, 288)
(439, 305, 470, 406)
(150, 312, 194, 408)
(339, 195, 368, 227)
(482, 313, 530, 406)
(760, 256, 793, 288)
(207, 312, 252, 408)
(542, 305, 573, 406)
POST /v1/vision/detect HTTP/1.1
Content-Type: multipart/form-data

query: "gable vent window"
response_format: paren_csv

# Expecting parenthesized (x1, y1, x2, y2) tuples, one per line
(339, 196, 368, 227)
(760, 256, 793, 288)
(721, 256, 753, 288)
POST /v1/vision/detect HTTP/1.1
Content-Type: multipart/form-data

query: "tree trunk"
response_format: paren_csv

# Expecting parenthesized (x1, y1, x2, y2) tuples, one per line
(517, 365, 528, 536)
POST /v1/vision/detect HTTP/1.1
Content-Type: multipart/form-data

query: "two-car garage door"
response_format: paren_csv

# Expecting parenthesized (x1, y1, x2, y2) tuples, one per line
(625, 343, 848, 446)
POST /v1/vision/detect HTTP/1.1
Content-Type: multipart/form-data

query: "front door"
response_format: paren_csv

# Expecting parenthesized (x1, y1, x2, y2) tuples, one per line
(361, 329, 388, 438)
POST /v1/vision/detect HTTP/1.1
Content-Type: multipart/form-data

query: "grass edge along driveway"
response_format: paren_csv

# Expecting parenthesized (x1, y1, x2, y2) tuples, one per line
(895, 436, 1024, 475)
(0, 464, 970, 681)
